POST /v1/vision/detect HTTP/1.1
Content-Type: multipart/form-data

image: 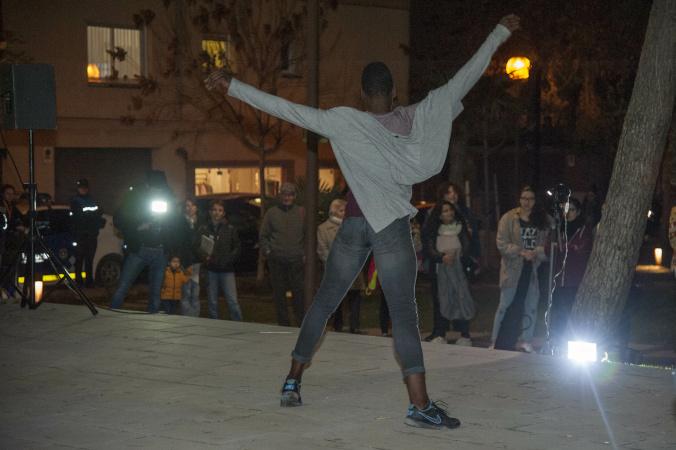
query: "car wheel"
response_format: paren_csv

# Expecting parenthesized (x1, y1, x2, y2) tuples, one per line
(95, 254, 123, 287)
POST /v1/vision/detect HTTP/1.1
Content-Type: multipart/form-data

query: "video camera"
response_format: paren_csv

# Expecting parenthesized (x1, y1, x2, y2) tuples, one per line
(546, 183, 571, 218)
(149, 199, 169, 234)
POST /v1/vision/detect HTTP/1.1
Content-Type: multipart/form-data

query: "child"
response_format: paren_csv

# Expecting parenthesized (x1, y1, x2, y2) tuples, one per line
(161, 255, 193, 315)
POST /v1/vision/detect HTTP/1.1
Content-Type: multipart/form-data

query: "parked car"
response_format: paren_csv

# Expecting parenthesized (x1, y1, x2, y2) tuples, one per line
(17, 205, 124, 287)
(194, 194, 261, 273)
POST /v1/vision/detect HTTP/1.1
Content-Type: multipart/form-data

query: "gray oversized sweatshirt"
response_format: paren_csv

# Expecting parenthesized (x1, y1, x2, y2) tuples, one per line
(229, 24, 511, 233)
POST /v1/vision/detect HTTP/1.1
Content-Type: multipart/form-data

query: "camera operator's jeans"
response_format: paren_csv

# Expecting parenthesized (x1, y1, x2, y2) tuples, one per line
(181, 263, 201, 317)
(207, 271, 243, 321)
(292, 216, 425, 378)
(109, 246, 167, 313)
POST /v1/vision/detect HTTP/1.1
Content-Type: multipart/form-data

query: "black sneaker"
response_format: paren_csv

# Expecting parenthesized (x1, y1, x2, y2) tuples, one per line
(423, 333, 442, 342)
(404, 400, 460, 430)
(280, 379, 303, 407)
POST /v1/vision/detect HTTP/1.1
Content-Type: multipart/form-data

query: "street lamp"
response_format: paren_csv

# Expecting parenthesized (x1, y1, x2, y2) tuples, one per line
(506, 57, 531, 80)
(506, 56, 541, 191)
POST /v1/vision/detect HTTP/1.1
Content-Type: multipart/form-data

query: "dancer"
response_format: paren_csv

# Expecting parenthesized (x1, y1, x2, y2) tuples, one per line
(205, 14, 520, 430)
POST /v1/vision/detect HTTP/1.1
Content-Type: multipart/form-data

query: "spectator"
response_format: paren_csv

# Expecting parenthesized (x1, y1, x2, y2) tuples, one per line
(259, 182, 305, 327)
(182, 197, 205, 317)
(0, 184, 27, 295)
(544, 197, 593, 343)
(422, 200, 476, 346)
(423, 180, 481, 342)
(582, 185, 602, 229)
(69, 178, 105, 288)
(161, 254, 193, 315)
(437, 181, 481, 263)
(197, 199, 243, 321)
(318, 199, 366, 334)
(490, 186, 549, 352)
(109, 170, 182, 313)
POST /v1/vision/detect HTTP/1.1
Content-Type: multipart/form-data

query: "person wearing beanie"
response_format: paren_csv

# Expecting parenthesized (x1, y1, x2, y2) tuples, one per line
(259, 182, 305, 327)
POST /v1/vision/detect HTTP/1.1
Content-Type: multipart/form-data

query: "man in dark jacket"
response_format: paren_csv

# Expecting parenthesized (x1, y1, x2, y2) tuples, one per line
(196, 199, 242, 320)
(69, 179, 105, 288)
(259, 182, 305, 327)
(109, 170, 181, 313)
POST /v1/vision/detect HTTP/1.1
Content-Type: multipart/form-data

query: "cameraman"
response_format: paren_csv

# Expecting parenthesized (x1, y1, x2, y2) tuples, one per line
(109, 170, 182, 313)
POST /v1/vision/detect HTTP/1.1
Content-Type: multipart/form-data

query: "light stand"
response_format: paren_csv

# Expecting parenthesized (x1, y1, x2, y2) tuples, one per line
(540, 213, 560, 356)
(19, 129, 97, 315)
(540, 184, 570, 355)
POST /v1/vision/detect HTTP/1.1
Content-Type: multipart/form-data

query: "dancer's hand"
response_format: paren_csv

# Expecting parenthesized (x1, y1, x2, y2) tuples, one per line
(499, 14, 521, 33)
(442, 254, 454, 265)
(204, 68, 233, 91)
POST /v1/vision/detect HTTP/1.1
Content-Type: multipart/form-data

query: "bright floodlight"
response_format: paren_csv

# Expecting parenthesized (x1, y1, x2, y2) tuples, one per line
(568, 341, 597, 363)
(151, 200, 168, 213)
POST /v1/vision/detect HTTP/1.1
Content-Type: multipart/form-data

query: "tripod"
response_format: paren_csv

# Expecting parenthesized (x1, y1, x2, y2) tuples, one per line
(540, 186, 569, 355)
(14, 130, 97, 315)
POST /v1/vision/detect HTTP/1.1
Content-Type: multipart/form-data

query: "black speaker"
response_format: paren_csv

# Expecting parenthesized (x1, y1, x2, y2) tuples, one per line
(0, 63, 57, 130)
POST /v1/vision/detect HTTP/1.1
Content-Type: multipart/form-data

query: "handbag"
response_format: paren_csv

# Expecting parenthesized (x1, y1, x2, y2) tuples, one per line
(460, 253, 479, 281)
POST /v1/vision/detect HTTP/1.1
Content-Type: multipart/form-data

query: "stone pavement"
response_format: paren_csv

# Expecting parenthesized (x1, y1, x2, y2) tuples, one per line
(1, 302, 674, 449)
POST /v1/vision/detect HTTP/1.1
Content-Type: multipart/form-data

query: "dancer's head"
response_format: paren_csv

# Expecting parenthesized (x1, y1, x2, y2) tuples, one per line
(361, 62, 396, 112)
(361, 62, 393, 98)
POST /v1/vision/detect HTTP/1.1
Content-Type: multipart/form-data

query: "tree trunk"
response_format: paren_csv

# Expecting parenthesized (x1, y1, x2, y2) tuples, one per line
(658, 110, 676, 251)
(448, 127, 468, 184)
(482, 131, 492, 268)
(256, 147, 267, 283)
(571, 0, 676, 342)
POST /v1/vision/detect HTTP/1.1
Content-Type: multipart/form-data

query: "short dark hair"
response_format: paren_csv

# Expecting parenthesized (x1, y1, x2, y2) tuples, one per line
(0, 184, 15, 196)
(436, 180, 464, 203)
(146, 170, 168, 189)
(361, 62, 393, 98)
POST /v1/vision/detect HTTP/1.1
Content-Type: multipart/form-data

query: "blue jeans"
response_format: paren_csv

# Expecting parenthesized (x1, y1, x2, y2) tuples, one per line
(207, 271, 243, 321)
(181, 263, 201, 317)
(292, 216, 424, 377)
(109, 247, 167, 313)
(161, 299, 179, 314)
(491, 283, 539, 343)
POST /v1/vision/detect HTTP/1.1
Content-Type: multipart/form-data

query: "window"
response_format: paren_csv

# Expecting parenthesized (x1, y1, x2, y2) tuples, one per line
(318, 168, 336, 189)
(281, 41, 298, 76)
(87, 25, 145, 83)
(195, 167, 282, 196)
(202, 37, 237, 73)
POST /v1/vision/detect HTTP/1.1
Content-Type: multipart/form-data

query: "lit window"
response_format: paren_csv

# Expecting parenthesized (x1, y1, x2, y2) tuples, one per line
(195, 167, 281, 196)
(202, 38, 237, 73)
(87, 25, 145, 83)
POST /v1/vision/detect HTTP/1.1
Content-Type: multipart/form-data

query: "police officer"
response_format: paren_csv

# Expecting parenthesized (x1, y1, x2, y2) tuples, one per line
(69, 179, 105, 288)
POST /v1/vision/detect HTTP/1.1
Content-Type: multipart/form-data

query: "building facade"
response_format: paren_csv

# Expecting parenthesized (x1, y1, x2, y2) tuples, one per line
(1, 0, 410, 214)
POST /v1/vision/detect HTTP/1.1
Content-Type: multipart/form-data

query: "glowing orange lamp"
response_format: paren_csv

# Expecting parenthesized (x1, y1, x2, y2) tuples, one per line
(506, 57, 531, 80)
(87, 64, 100, 79)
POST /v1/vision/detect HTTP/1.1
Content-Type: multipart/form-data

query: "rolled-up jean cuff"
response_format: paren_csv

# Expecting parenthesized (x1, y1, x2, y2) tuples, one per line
(402, 366, 426, 378)
(291, 351, 312, 364)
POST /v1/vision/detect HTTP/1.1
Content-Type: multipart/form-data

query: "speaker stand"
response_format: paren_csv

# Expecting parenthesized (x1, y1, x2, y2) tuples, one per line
(20, 129, 97, 315)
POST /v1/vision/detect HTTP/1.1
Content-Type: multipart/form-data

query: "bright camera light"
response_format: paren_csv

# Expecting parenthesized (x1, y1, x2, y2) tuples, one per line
(568, 341, 597, 363)
(151, 201, 168, 213)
